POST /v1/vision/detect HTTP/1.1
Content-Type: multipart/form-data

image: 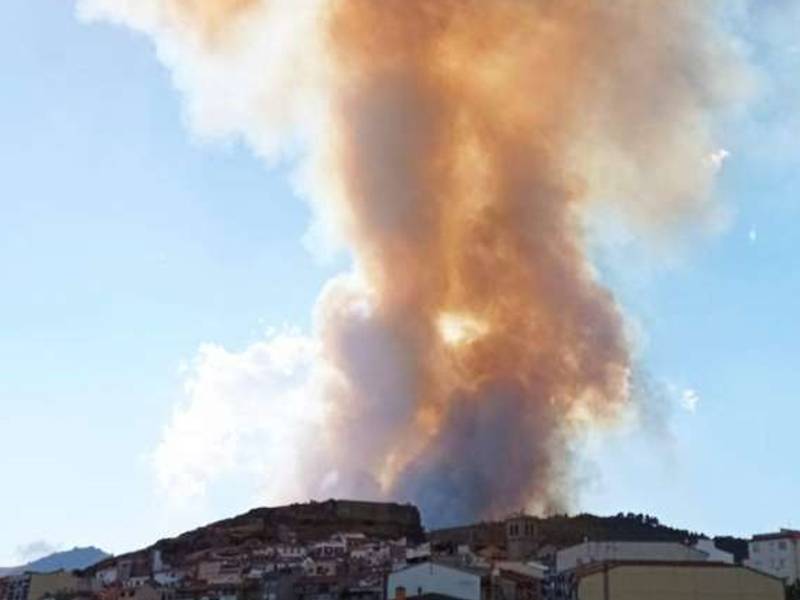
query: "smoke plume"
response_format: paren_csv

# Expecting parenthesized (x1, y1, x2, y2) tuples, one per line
(77, 0, 745, 525)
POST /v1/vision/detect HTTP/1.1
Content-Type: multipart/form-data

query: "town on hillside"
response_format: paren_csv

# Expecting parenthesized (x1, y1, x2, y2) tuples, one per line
(1, 500, 798, 600)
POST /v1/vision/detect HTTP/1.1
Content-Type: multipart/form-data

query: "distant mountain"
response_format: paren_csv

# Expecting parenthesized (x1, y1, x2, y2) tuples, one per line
(0, 547, 110, 576)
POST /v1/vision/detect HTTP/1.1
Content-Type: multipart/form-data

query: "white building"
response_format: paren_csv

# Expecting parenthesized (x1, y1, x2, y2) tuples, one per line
(95, 566, 118, 587)
(745, 529, 800, 583)
(273, 544, 307, 562)
(556, 540, 708, 573)
(303, 558, 339, 577)
(153, 570, 183, 588)
(123, 576, 150, 589)
(387, 561, 483, 600)
(406, 543, 432, 563)
(351, 542, 391, 567)
(693, 539, 734, 564)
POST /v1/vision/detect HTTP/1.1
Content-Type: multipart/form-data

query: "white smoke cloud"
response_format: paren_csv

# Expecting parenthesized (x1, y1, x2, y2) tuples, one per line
(153, 331, 322, 505)
(15, 540, 60, 564)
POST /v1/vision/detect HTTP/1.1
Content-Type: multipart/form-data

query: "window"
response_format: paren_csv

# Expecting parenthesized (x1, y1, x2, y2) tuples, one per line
(752, 543, 760, 553)
(779, 541, 787, 551)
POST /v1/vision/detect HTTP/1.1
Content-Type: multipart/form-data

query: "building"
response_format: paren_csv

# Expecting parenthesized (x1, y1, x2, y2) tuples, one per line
(310, 539, 347, 560)
(119, 583, 167, 600)
(692, 539, 734, 564)
(388, 562, 486, 600)
(96, 566, 119, 587)
(28, 572, 81, 600)
(429, 524, 506, 552)
(555, 541, 708, 573)
(570, 562, 783, 600)
(293, 575, 345, 600)
(504, 516, 538, 561)
(491, 563, 544, 600)
(1, 575, 31, 600)
(745, 529, 800, 583)
(0, 572, 84, 600)
(262, 571, 301, 600)
(406, 545, 432, 565)
(388, 562, 483, 600)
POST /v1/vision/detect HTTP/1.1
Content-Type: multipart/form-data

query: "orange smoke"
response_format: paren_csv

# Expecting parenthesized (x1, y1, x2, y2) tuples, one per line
(316, 1, 633, 519)
(78, 0, 744, 524)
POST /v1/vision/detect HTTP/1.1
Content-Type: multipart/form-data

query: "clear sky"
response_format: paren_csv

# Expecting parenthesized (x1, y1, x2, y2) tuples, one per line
(1, 1, 799, 565)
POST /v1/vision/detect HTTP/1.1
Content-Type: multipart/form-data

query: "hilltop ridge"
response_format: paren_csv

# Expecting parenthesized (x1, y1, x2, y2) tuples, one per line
(0, 547, 109, 577)
(87, 499, 424, 572)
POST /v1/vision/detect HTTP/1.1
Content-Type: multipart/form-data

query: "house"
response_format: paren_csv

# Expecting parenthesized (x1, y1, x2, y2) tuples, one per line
(118, 583, 162, 600)
(123, 577, 150, 590)
(28, 572, 81, 600)
(338, 533, 368, 549)
(273, 545, 307, 565)
(262, 571, 301, 600)
(387, 562, 484, 600)
(555, 541, 708, 573)
(1, 575, 31, 600)
(693, 539, 734, 564)
(174, 581, 250, 600)
(569, 561, 783, 600)
(745, 529, 800, 583)
(303, 559, 339, 578)
(293, 575, 345, 600)
(153, 571, 184, 589)
(350, 543, 391, 568)
(405, 545, 431, 564)
(492, 572, 540, 600)
(96, 567, 119, 588)
(310, 539, 347, 561)
(196, 562, 244, 587)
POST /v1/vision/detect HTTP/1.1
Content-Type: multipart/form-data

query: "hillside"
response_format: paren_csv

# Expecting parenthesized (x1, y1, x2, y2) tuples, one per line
(535, 513, 747, 561)
(0, 546, 109, 576)
(81, 502, 749, 574)
(432, 512, 750, 563)
(88, 499, 424, 571)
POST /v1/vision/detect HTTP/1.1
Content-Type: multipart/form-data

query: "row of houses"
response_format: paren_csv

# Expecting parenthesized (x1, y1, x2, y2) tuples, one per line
(4, 521, 800, 600)
(389, 525, 800, 600)
(387, 559, 786, 600)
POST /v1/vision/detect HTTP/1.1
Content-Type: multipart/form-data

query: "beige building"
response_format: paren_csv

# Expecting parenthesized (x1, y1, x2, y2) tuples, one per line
(575, 562, 783, 600)
(28, 572, 80, 600)
(556, 541, 708, 573)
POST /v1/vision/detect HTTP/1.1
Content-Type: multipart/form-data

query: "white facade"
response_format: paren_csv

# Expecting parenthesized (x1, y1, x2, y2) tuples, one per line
(351, 542, 391, 566)
(153, 571, 182, 587)
(124, 576, 150, 589)
(745, 530, 800, 583)
(406, 543, 432, 562)
(96, 567, 118, 586)
(388, 562, 482, 600)
(693, 539, 734, 564)
(310, 538, 346, 559)
(556, 541, 708, 573)
(494, 561, 547, 580)
(274, 544, 307, 561)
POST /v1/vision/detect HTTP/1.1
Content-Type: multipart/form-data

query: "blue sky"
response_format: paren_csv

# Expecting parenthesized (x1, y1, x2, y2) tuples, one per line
(1, 1, 799, 564)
